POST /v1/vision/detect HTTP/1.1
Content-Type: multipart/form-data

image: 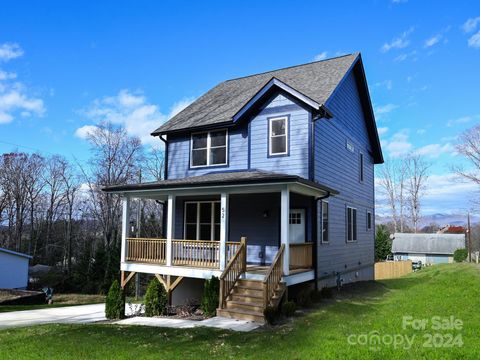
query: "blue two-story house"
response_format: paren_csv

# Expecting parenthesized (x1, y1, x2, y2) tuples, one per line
(104, 53, 383, 323)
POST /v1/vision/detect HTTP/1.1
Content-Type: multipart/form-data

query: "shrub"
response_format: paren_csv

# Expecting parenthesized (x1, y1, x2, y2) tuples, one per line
(263, 306, 279, 325)
(375, 224, 392, 261)
(200, 276, 219, 316)
(453, 248, 468, 263)
(320, 287, 333, 299)
(281, 301, 296, 317)
(144, 278, 168, 317)
(105, 280, 125, 320)
(296, 288, 313, 308)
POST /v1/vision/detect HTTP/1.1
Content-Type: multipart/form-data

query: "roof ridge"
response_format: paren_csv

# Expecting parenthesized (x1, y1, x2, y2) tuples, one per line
(224, 53, 358, 83)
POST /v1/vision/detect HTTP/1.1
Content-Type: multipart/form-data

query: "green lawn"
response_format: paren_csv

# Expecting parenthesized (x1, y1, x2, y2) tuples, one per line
(0, 294, 105, 313)
(1, 264, 479, 359)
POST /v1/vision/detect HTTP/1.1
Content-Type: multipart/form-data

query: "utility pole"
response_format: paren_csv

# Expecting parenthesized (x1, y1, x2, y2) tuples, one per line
(467, 212, 471, 262)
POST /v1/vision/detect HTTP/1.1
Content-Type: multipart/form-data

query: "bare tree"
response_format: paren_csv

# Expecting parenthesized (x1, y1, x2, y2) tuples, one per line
(405, 154, 430, 233)
(379, 161, 399, 232)
(80, 122, 143, 287)
(455, 125, 480, 186)
(144, 146, 164, 182)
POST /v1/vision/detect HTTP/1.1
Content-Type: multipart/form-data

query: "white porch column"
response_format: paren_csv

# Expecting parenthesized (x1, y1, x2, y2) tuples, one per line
(166, 194, 176, 266)
(219, 192, 229, 270)
(121, 196, 131, 263)
(281, 186, 290, 275)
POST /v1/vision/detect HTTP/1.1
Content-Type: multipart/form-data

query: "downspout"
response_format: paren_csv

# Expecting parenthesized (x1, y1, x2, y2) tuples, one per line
(313, 192, 331, 290)
(158, 135, 168, 180)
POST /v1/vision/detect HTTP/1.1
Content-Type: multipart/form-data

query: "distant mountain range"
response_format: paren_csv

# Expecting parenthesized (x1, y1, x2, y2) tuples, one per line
(376, 213, 480, 227)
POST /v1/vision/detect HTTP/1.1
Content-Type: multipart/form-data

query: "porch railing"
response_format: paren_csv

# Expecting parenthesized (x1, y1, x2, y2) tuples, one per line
(263, 244, 285, 308)
(172, 239, 221, 268)
(126, 238, 167, 264)
(289, 243, 313, 269)
(219, 237, 247, 308)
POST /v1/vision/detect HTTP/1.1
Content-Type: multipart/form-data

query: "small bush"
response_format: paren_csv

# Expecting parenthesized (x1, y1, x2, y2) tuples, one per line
(200, 276, 219, 316)
(453, 248, 468, 263)
(320, 287, 333, 299)
(105, 280, 125, 320)
(296, 288, 313, 308)
(264, 306, 279, 325)
(281, 301, 296, 317)
(144, 278, 168, 317)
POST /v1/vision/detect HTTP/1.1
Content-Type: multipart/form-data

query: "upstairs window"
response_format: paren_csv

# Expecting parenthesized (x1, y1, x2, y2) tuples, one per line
(268, 116, 288, 156)
(347, 206, 357, 242)
(191, 130, 227, 167)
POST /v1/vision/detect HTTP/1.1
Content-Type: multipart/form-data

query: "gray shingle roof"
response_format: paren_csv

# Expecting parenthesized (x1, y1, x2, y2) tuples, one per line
(102, 170, 338, 194)
(392, 233, 465, 255)
(152, 54, 358, 135)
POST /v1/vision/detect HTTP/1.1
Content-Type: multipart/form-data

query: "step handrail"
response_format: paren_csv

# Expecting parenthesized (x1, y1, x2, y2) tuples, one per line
(262, 244, 285, 308)
(219, 237, 247, 308)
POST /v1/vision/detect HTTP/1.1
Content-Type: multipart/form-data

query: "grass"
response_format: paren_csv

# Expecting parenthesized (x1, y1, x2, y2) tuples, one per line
(1, 264, 479, 359)
(0, 294, 105, 313)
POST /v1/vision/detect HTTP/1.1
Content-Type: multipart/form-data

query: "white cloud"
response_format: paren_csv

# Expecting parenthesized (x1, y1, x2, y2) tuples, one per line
(74, 125, 100, 140)
(0, 70, 17, 80)
(77, 89, 195, 145)
(424, 34, 442, 48)
(0, 87, 45, 124)
(462, 17, 480, 33)
(383, 130, 413, 157)
(374, 80, 392, 90)
(468, 31, 480, 48)
(416, 129, 426, 135)
(313, 52, 328, 61)
(374, 103, 398, 118)
(378, 127, 389, 136)
(415, 143, 453, 158)
(0, 43, 24, 62)
(446, 114, 480, 127)
(381, 27, 414, 52)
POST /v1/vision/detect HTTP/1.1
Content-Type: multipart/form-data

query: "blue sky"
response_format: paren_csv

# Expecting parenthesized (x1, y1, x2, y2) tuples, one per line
(0, 1, 479, 215)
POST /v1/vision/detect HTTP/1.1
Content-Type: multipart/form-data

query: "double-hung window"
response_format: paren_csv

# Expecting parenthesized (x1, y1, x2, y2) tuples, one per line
(184, 201, 220, 241)
(191, 130, 227, 167)
(347, 206, 357, 242)
(268, 116, 288, 156)
(321, 201, 329, 243)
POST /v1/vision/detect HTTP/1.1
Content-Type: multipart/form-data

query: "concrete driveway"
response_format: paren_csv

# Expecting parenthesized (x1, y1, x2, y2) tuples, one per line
(0, 303, 141, 329)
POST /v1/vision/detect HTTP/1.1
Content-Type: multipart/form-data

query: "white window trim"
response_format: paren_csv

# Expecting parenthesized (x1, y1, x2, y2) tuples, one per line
(183, 201, 220, 241)
(346, 206, 357, 243)
(268, 116, 289, 156)
(190, 129, 228, 168)
(321, 200, 329, 244)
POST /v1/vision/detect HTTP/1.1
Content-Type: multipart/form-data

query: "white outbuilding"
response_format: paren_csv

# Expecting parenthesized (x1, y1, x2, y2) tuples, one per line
(0, 247, 32, 289)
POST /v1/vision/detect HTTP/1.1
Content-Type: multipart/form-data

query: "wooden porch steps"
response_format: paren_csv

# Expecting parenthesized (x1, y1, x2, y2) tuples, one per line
(217, 279, 286, 324)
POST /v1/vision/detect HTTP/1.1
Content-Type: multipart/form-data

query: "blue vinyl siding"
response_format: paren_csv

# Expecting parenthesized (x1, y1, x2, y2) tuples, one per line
(167, 126, 248, 179)
(249, 93, 310, 178)
(314, 70, 375, 283)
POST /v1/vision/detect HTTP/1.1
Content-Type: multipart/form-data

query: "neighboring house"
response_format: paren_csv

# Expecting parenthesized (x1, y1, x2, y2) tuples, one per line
(0, 247, 32, 289)
(392, 233, 466, 264)
(104, 53, 384, 322)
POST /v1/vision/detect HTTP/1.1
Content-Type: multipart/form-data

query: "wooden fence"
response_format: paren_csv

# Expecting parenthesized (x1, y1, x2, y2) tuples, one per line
(374, 260, 412, 280)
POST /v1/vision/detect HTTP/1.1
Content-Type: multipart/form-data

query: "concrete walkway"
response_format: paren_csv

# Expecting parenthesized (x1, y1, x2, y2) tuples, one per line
(0, 303, 141, 329)
(114, 316, 261, 332)
(0, 304, 260, 332)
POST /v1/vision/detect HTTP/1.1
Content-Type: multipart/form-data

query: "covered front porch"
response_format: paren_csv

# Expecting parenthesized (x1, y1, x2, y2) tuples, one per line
(103, 171, 337, 286)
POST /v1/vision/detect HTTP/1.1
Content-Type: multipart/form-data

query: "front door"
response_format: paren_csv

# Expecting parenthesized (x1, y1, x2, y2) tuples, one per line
(289, 209, 306, 244)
